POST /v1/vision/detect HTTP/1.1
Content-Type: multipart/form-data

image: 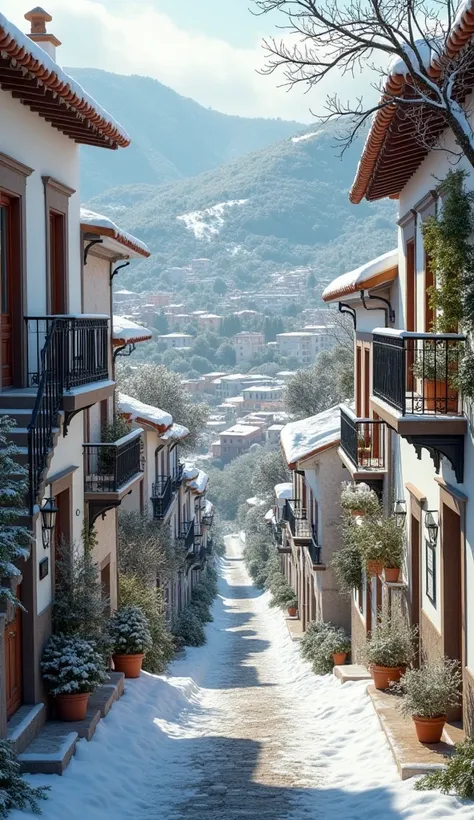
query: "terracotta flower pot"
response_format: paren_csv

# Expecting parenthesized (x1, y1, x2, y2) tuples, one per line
(333, 652, 347, 666)
(383, 567, 400, 583)
(351, 509, 365, 518)
(371, 664, 406, 690)
(56, 692, 90, 721)
(287, 607, 297, 618)
(113, 653, 145, 678)
(367, 559, 384, 577)
(412, 714, 447, 744)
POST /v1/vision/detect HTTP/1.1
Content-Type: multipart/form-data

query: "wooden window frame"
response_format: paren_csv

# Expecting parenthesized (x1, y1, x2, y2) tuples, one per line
(42, 176, 74, 315)
(425, 538, 437, 606)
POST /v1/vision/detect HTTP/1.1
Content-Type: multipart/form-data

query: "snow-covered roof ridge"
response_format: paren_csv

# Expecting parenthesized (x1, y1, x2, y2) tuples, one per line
(113, 316, 152, 345)
(274, 482, 293, 500)
(281, 405, 341, 468)
(161, 422, 190, 442)
(186, 469, 209, 494)
(118, 393, 173, 433)
(0, 12, 129, 148)
(322, 249, 398, 302)
(80, 208, 150, 258)
(183, 465, 199, 481)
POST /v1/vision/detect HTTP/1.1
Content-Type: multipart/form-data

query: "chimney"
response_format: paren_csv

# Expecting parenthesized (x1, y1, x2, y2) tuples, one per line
(24, 7, 61, 61)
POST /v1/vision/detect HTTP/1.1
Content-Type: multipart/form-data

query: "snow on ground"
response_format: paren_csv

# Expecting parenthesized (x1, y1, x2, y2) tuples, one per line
(177, 200, 248, 240)
(14, 535, 474, 820)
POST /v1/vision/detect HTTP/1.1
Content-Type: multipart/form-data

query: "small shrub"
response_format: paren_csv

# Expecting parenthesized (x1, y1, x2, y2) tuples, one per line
(300, 621, 349, 674)
(340, 482, 380, 516)
(0, 739, 49, 817)
(172, 605, 206, 647)
(41, 635, 107, 696)
(364, 610, 416, 668)
(415, 737, 474, 797)
(355, 515, 404, 570)
(332, 543, 363, 595)
(190, 596, 213, 624)
(119, 575, 174, 674)
(391, 657, 461, 718)
(108, 605, 153, 655)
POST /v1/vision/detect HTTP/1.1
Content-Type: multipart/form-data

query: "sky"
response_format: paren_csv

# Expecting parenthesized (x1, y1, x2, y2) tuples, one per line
(2, 0, 372, 123)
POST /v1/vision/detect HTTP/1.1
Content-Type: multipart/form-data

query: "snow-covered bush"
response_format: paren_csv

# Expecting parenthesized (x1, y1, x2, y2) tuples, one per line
(300, 621, 350, 674)
(392, 658, 461, 718)
(269, 574, 297, 610)
(41, 635, 107, 695)
(172, 605, 206, 647)
(364, 611, 416, 668)
(0, 739, 48, 817)
(0, 417, 32, 606)
(415, 736, 474, 797)
(355, 514, 404, 570)
(331, 541, 363, 595)
(108, 605, 153, 656)
(340, 482, 380, 516)
(119, 575, 174, 674)
(190, 595, 213, 624)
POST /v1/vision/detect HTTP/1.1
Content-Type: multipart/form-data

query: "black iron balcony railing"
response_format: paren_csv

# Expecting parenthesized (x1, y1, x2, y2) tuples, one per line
(179, 520, 195, 554)
(202, 510, 214, 527)
(308, 527, 322, 565)
(272, 520, 282, 547)
(151, 476, 173, 520)
(373, 331, 465, 416)
(84, 429, 142, 493)
(172, 463, 184, 490)
(27, 315, 109, 512)
(284, 499, 312, 539)
(26, 316, 109, 389)
(340, 405, 386, 471)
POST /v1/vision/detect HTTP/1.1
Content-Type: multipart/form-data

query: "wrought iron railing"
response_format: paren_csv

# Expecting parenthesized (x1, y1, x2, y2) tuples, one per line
(272, 520, 282, 546)
(84, 430, 142, 493)
(340, 405, 386, 470)
(284, 499, 311, 539)
(373, 331, 465, 416)
(172, 463, 184, 490)
(308, 527, 322, 565)
(179, 520, 195, 555)
(26, 316, 109, 389)
(202, 511, 214, 527)
(151, 476, 173, 520)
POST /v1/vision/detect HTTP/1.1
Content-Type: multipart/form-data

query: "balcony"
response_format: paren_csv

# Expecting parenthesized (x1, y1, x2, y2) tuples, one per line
(84, 429, 143, 503)
(151, 476, 173, 520)
(179, 520, 195, 556)
(339, 405, 386, 479)
(372, 330, 467, 482)
(284, 499, 312, 542)
(202, 510, 214, 527)
(308, 528, 323, 568)
(172, 463, 184, 490)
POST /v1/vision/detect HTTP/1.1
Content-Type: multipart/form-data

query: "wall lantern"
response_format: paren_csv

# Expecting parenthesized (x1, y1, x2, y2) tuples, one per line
(393, 500, 407, 526)
(40, 496, 58, 549)
(425, 511, 439, 546)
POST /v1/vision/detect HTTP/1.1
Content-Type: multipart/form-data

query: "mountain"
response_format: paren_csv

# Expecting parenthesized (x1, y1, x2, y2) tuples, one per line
(86, 123, 396, 298)
(68, 68, 305, 200)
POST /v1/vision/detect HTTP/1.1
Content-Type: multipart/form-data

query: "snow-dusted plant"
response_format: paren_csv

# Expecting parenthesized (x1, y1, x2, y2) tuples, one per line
(340, 482, 380, 516)
(41, 635, 107, 696)
(0, 739, 49, 817)
(415, 736, 474, 797)
(300, 621, 347, 674)
(108, 605, 153, 656)
(392, 658, 461, 719)
(172, 605, 206, 647)
(356, 515, 404, 570)
(364, 610, 416, 669)
(0, 417, 32, 605)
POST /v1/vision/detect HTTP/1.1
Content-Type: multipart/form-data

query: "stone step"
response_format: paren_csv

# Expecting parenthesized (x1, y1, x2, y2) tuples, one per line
(0, 392, 37, 410)
(333, 664, 372, 684)
(4, 427, 59, 448)
(7, 703, 46, 755)
(1, 409, 34, 426)
(89, 671, 125, 717)
(18, 728, 78, 776)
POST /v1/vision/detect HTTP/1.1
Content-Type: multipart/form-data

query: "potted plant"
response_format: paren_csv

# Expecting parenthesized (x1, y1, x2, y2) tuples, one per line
(287, 596, 298, 618)
(330, 627, 351, 666)
(355, 515, 404, 579)
(411, 342, 461, 413)
(109, 605, 153, 678)
(340, 482, 380, 518)
(364, 610, 416, 690)
(41, 634, 106, 721)
(392, 657, 462, 743)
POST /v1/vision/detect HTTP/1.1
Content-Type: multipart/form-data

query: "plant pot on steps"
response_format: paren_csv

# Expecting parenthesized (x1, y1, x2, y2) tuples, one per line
(287, 607, 297, 618)
(113, 653, 145, 678)
(371, 665, 406, 690)
(333, 652, 347, 666)
(412, 714, 447, 744)
(56, 692, 90, 721)
(383, 567, 400, 583)
(367, 560, 384, 577)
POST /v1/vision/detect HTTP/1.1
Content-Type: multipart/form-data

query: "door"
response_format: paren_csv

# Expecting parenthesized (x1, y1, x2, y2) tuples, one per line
(53, 488, 71, 590)
(49, 211, 66, 314)
(5, 587, 22, 719)
(0, 197, 14, 387)
(410, 513, 421, 663)
(442, 504, 463, 722)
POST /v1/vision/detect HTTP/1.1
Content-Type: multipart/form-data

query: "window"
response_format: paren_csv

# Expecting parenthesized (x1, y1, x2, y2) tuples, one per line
(406, 238, 416, 332)
(49, 211, 66, 314)
(425, 539, 436, 606)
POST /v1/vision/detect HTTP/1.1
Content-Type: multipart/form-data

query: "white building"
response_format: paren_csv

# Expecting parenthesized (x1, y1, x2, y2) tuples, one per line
(276, 332, 320, 366)
(233, 331, 265, 364)
(157, 332, 193, 349)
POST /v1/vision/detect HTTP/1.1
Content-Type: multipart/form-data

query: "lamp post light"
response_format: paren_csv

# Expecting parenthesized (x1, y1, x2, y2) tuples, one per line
(40, 496, 58, 549)
(425, 511, 439, 546)
(393, 499, 407, 527)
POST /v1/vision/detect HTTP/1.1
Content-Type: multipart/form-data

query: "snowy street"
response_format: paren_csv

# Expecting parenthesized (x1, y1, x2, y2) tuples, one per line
(14, 535, 472, 820)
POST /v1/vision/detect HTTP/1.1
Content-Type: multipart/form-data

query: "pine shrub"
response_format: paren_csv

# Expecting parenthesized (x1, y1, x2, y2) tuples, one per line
(172, 605, 206, 647)
(41, 635, 107, 695)
(0, 417, 31, 606)
(119, 575, 174, 674)
(108, 605, 153, 656)
(300, 621, 350, 674)
(415, 737, 474, 797)
(364, 610, 416, 668)
(0, 739, 48, 817)
(392, 657, 461, 718)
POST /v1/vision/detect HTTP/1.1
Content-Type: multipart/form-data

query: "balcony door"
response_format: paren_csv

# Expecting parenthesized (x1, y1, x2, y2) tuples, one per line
(4, 584, 22, 719)
(49, 211, 67, 315)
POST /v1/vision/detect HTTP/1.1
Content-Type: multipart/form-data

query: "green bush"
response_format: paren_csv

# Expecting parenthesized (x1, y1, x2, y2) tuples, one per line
(119, 575, 174, 674)
(391, 657, 461, 718)
(364, 610, 416, 668)
(300, 621, 350, 674)
(108, 605, 153, 655)
(331, 542, 363, 596)
(41, 635, 107, 696)
(415, 737, 474, 797)
(172, 605, 206, 647)
(0, 739, 49, 817)
(340, 482, 380, 516)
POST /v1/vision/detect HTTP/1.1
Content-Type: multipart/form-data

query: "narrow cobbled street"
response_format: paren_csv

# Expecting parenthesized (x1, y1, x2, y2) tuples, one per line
(15, 536, 471, 820)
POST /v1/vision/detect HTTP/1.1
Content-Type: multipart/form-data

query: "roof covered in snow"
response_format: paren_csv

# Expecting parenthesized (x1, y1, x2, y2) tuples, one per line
(0, 12, 129, 149)
(322, 250, 398, 303)
(281, 406, 340, 469)
(113, 316, 152, 346)
(183, 465, 199, 481)
(274, 482, 293, 500)
(118, 393, 172, 433)
(80, 209, 150, 258)
(186, 469, 209, 494)
(161, 422, 190, 442)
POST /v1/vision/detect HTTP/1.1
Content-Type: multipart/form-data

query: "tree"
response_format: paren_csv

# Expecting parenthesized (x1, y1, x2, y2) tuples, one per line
(154, 311, 169, 334)
(254, 0, 474, 168)
(216, 342, 236, 367)
(0, 417, 31, 605)
(213, 277, 227, 295)
(191, 355, 214, 374)
(307, 271, 316, 290)
(285, 345, 353, 417)
(251, 450, 291, 500)
(221, 314, 242, 337)
(118, 513, 183, 584)
(118, 364, 210, 448)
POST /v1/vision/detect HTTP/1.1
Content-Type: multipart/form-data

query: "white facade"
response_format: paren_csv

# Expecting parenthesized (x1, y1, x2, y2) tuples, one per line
(276, 332, 320, 366)
(233, 331, 265, 364)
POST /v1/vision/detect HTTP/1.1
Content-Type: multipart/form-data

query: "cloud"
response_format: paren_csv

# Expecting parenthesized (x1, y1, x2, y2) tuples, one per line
(2, 0, 373, 123)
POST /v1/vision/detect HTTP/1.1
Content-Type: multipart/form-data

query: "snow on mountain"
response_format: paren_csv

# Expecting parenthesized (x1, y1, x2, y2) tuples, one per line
(177, 199, 248, 240)
(291, 131, 323, 143)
